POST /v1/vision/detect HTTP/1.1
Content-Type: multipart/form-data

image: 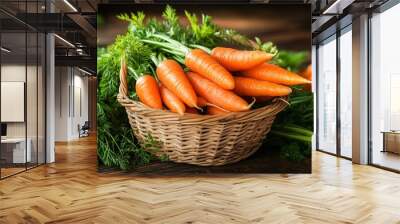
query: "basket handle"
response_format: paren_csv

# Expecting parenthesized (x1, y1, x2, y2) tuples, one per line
(119, 57, 129, 98)
(275, 97, 290, 106)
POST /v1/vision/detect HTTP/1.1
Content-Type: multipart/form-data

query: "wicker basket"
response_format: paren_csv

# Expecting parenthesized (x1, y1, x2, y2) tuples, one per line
(117, 68, 288, 166)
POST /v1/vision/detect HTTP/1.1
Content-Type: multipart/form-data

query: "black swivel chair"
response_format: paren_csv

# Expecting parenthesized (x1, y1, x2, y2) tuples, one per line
(79, 121, 90, 138)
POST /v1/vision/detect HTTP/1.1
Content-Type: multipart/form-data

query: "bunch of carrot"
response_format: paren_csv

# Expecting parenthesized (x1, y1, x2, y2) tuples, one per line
(131, 45, 311, 115)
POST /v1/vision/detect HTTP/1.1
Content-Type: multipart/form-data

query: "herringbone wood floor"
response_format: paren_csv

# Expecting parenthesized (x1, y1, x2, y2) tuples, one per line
(1, 135, 400, 224)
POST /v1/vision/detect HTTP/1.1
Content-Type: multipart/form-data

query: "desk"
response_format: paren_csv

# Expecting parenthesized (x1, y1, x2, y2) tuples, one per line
(1, 138, 31, 163)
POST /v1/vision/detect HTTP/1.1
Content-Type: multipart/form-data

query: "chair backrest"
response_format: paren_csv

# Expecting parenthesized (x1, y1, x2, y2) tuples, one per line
(82, 121, 90, 129)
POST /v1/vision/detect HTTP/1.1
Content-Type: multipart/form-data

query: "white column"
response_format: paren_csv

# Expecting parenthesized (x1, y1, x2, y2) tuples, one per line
(46, 32, 55, 163)
(45, 0, 56, 163)
(352, 14, 369, 164)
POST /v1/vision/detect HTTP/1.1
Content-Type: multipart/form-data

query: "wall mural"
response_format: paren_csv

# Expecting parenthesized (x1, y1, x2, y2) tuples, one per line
(97, 4, 313, 174)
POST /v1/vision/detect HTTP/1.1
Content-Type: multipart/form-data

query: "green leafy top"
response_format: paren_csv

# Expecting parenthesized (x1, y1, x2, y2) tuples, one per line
(184, 11, 218, 47)
(162, 5, 179, 28)
(273, 51, 308, 72)
(117, 11, 146, 29)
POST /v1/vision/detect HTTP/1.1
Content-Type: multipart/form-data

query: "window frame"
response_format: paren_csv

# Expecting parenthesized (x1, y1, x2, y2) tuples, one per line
(367, 0, 400, 173)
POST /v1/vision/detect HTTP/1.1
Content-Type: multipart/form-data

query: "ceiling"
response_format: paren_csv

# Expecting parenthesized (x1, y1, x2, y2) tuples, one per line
(0, 0, 391, 73)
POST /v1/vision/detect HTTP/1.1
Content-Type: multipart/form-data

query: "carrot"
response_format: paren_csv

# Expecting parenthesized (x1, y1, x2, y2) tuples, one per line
(159, 84, 186, 115)
(187, 72, 250, 112)
(135, 75, 163, 109)
(156, 59, 198, 108)
(300, 64, 312, 92)
(207, 106, 230, 115)
(144, 35, 234, 89)
(185, 107, 199, 114)
(301, 64, 312, 81)
(242, 63, 311, 86)
(211, 47, 273, 71)
(197, 97, 208, 107)
(234, 77, 292, 97)
(185, 49, 235, 90)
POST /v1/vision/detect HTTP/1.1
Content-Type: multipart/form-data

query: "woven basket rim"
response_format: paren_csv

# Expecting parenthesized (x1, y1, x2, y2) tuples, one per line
(117, 94, 289, 121)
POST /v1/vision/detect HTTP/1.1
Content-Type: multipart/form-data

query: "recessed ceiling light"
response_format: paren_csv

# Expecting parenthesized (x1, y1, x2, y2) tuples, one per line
(54, 34, 75, 48)
(323, 0, 354, 15)
(63, 0, 78, 12)
(78, 67, 93, 76)
(1, 47, 11, 53)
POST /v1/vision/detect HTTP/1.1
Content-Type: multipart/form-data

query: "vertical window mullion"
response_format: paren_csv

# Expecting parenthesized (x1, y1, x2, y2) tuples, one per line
(336, 28, 341, 157)
(36, 0, 39, 167)
(367, 11, 373, 165)
(315, 44, 320, 150)
(25, 0, 28, 171)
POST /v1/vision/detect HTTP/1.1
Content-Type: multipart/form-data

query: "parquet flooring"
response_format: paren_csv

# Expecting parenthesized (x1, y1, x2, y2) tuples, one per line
(1, 135, 400, 223)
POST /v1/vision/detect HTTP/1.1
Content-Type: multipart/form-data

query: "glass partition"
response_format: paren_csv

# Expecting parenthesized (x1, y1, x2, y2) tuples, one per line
(0, 2, 46, 179)
(27, 31, 38, 169)
(38, 32, 45, 165)
(0, 31, 27, 177)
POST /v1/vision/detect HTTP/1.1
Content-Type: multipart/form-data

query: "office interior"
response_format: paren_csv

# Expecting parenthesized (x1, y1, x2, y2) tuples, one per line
(0, 0, 96, 179)
(0, 0, 399, 222)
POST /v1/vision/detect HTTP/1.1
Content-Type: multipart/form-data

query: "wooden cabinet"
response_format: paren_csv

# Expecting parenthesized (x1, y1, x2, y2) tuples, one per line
(382, 132, 400, 154)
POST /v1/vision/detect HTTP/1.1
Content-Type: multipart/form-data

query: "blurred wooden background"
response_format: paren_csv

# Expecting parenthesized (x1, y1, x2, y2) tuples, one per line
(97, 4, 311, 52)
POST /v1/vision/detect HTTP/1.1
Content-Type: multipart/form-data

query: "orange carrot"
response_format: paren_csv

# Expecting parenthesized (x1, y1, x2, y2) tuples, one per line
(185, 49, 235, 90)
(187, 72, 250, 112)
(135, 75, 163, 109)
(197, 97, 208, 107)
(242, 63, 311, 86)
(185, 107, 198, 114)
(234, 77, 292, 97)
(211, 47, 273, 71)
(207, 106, 230, 115)
(156, 59, 198, 108)
(300, 64, 312, 91)
(301, 64, 312, 81)
(159, 84, 186, 115)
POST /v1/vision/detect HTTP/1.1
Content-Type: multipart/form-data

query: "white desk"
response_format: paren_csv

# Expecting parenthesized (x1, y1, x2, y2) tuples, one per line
(1, 138, 31, 163)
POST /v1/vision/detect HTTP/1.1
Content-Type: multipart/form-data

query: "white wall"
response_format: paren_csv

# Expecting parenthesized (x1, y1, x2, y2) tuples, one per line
(72, 73, 89, 138)
(1, 65, 41, 137)
(55, 66, 69, 141)
(1, 65, 26, 139)
(54, 67, 89, 141)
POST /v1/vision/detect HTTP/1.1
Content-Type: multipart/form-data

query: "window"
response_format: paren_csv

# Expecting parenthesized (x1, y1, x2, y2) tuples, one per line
(339, 26, 352, 158)
(317, 35, 337, 154)
(370, 2, 400, 171)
